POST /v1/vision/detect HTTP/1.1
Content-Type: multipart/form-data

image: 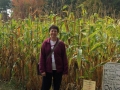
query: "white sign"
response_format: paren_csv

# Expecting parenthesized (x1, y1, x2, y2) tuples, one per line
(83, 80, 96, 90)
(102, 62, 120, 90)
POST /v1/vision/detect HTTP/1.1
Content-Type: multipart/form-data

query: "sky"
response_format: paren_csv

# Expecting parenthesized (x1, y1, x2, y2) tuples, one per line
(7, 9, 12, 17)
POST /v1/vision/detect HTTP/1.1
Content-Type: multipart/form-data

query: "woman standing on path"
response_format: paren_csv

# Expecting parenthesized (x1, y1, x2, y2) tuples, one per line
(39, 25, 68, 90)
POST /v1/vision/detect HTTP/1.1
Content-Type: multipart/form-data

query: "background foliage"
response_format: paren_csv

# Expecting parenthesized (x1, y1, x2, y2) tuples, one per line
(0, 0, 11, 12)
(0, 0, 120, 20)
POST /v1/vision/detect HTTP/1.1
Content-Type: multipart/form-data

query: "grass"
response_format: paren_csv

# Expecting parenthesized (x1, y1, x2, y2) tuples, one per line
(0, 81, 24, 90)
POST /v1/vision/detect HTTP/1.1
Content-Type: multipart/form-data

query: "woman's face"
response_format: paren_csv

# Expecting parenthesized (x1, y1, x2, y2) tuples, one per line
(49, 29, 58, 39)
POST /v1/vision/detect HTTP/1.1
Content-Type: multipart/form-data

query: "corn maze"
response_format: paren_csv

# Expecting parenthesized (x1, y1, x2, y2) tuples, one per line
(0, 11, 120, 90)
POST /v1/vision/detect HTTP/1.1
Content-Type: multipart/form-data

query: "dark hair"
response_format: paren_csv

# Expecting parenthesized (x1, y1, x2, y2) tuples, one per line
(49, 25, 59, 32)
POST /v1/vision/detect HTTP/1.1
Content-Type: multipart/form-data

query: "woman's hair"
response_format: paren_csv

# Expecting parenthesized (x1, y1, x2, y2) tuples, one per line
(49, 25, 59, 32)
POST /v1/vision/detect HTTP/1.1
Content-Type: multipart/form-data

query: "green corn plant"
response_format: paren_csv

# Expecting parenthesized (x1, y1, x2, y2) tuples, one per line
(0, 8, 120, 90)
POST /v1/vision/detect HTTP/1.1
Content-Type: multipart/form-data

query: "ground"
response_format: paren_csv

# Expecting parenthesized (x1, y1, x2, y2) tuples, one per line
(0, 81, 24, 90)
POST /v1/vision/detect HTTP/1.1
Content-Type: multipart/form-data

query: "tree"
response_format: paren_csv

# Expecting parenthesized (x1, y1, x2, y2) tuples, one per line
(0, 0, 11, 12)
(101, 0, 120, 16)
(0, 0, 11, 21)
(43, 0, 120, 18)
(12, 0, 44, 19)
(44, 0, 79, 14)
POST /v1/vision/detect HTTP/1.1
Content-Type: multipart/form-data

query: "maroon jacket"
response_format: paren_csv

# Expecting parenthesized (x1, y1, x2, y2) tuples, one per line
(39, 38, 68, 74)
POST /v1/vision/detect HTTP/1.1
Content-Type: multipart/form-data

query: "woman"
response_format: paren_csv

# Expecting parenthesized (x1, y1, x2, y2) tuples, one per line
(39, 25, 68, 90)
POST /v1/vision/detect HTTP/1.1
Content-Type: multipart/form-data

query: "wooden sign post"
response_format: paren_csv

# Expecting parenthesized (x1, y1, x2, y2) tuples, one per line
(83, 80, 96, 90)
(102, 62, 120, 90)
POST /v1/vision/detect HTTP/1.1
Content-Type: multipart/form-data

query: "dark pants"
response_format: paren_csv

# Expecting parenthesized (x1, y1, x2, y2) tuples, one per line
(41, 70, 62, 90)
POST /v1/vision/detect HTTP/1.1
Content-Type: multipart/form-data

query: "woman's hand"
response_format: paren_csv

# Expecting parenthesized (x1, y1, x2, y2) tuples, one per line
(41, 72, 46, 76)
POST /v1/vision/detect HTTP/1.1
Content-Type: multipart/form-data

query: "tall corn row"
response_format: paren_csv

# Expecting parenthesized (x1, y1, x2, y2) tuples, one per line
(0, 9, 120, 90)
